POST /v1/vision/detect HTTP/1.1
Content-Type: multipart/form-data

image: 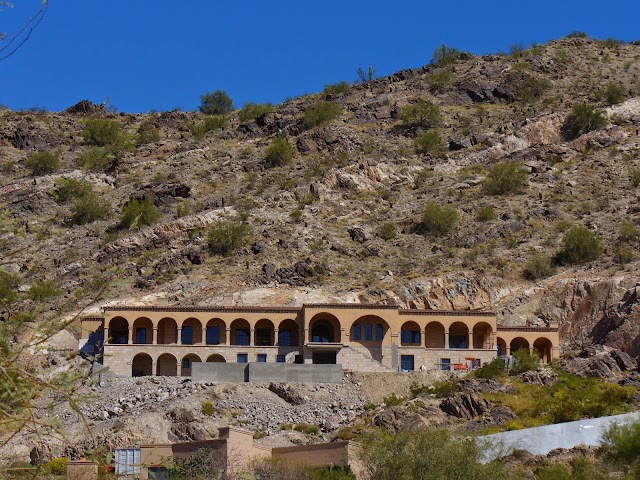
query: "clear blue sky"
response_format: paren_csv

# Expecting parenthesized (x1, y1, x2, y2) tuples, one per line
(1, 0, 639, 113)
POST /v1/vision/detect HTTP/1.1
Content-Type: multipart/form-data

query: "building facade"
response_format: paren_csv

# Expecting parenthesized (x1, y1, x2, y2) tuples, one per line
(80, 304, 560, 377)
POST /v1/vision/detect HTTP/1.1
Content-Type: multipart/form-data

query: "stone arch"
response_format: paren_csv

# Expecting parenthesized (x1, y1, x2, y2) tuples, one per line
(108, 317, 128, 344)
(496, 337, 507, 356)
(425, 321, 445, 348)
(133, 317, 153, 344)
(206, 318, 226, 345)
(157, 317, 178, 345)
(510, 337, 530, 354)
(131, 353, 153, 377)
(206, 354, 226, 363)
(534, 337, 553, 364)
(449, 321, 470, 349)
(350, 315, 390, 345)
(472, 322, 493, 349)
(400, 321, 421, 346)
(309, 313, 341, 343)
(156, 353, 177, 376)
(181, 317, 203, 345)
(254, 319, 275, 346)
(230, 318, 251, 346)
(181, 353, 201, 377)
(278, 319, 299, 347)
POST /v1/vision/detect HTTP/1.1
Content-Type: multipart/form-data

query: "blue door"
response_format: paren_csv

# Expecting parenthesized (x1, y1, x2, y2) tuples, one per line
(206, 326, 220, 345)
(400, 355, 415, 372)
(135, 328, 147, 344)
(278, 330, 292, 346)
(236, 329, 250, 346)
(182, 326, 193, 345)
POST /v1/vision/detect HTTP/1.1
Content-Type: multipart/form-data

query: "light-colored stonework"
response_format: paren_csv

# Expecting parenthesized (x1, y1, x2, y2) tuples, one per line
(80, 304, 559, 377)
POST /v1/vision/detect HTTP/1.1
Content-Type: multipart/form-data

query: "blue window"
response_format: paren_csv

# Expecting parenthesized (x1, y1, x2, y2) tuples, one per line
(206, 326, 220, 345)
(174, 328, 178, 343)
(236, 329, 250, 346)
(276, 355, 286, 363)
(257, 354, 267, 363)
(278, 330, 292, 346)
(353, 324, 361, 341)
(312, 325, 332, 343)
(364, 323, 372, 341)
(401, 330, 420, 344)
(237, 353, 248, 363)
(400, 355, 415, 371)
(441, 358, 451, 371)
(182, 358, 190, 369)
(376, 324, 384, 341)
(256, 329, 271, 346)
(181, 326, 193, 345)
(449, 336, 468, 349)
(135, 328, 147, 344)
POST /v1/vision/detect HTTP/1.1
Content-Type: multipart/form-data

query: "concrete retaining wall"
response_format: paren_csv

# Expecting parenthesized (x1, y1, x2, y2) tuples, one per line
(192, 363, 247, 383)
(192, 363, 343, 383)
(480, 411, 640, 461)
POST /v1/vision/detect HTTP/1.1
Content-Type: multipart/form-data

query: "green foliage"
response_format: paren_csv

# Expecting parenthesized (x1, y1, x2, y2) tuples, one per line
(166, 447, 224, 480)
(27, 279, 61, 302)
(0, 269, 20, 304)
(199, 90, 234, 115)
(190, 115, 226, 139)
(566, 30, 588, 38)
(429, 381, 461, 398)
(376, 222, 396, 240)
(303, 100, 342, 128)
(402, 99, 442, 128)
(562, 103, 607, 140)
(42, 457, 69, 476)
(596, 82, 627, 106)
(419, 202, 459, 236)
(631, 167, 640, 188)
(207, 220, 252, 256)
(619, 221, 639, 241)
(523, 254, 555, 280)
(294, 423, 320, 435)
(472, 358, 507, 379)
(25, 151, 60, 176)
(483, 161, 528, 195)
(427, 68, 454, 93)
(75, 146, 114, 172)
(383, 393, 405, 406)
(476, 206, 497, 222)
(431, 44, 464, 66)
(82, 118, 127, 148)
(136, 120, 160, 145)
(414, 130, 443, 154)
(323, 81, 350, 97)
(356, 65, 375, 83)
(53, 177, 92, 203)
(119, 198, 160, 229)
(601, 420, 640, 466)
(264, 137, 294, 167)
(555, 225, 603, 265)
(238, 102, 274, 122)
(201, 401, 216, 416)
(70, 191, 110, 225)
(507, 71, 550, 103)
(509, 42, 527, 59)
(534, 463, 572, 480)
(510, 348, 540, 374)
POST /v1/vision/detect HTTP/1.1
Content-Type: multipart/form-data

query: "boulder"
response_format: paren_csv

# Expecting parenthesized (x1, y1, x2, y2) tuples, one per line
(348, 227, 369, 243)
(440, 392, 489, 419)
(268, 383, 307, 405)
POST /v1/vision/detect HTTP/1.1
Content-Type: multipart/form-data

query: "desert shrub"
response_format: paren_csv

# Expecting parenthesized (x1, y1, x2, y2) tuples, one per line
(534, 464, 572, 480)
(53, 177, 92, 203)
(431, 44, 464, 66)
(207, 220, 252, 256)
(476, 206, 497, 222)
(402, 99, 442, 128)
(199, 90, 234, 115)
(523, 254, 555, 280)
(264, 137, 294, 167)
(427, 68, 454, 93)
(507, 71, 549, 103)
(136, 120, 160, 145)
(382, 393, 406, 406)
(377, 222, 396, 240)
(294, 423, 320, 435)
(510, 348, 540, 374)
(0, 270, 20, 304)
(483, 161, 528, 195)
(601, 420, 640, 466)
(555, 225, 603, 265)
(323, 81, 350, 97)
(473, 358, 507, 379)
(27, 279, 61, 302)
(190, 115, 226, 139)
(75, 146, 113, 172)
(82, 118, 127, 148)
(430, 381, 460, 398)
(166, 447, 224, 480)
(25, 151, 60, 176)
(619, 221, 639, 241)
(631, 167, 640, 187)
(303, 100, 342, 128)
(238, 102, 274, 122)
(597, 82, 627, 106)
(566, 30, 587, 38)
(70, 191, 110, 225)
(414, 130, 443, 154)
(119, 198, 160, 229)
(419, 202, 459, 236)
(42, 457, 69, 476)
(561, 103, 607, 140)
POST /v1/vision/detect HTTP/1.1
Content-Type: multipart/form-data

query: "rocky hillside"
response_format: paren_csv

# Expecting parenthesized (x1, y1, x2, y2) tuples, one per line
(1, 35, 640, 356)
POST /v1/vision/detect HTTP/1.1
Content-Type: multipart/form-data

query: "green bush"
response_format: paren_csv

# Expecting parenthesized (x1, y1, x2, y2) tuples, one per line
(377, 222, 396, 240)
(430, 381, 460, 398)
(402, 99, 442, 128)
(238, 102, 274, 123)
(472, 358, 507, 379)
(523, 254, 555, 280)
(483, 161, 528, 195)
(201, 401, 216, 416)
(534, 464, 572, 480)
(264, 137, 294, 167)
(53, 177, 92, 203)
(25, 151, 60, 176)
(207, 220, 252, 256)
(419, 202, 459, 236)
(323, 81, 350, 97)
(566, 30, 587, 38)
(119, 198, 160, 229)
(427, 68, 454, 93)
(602, 420, 640, 466)
(596, 82, 627, 106)
(631, 167, 640, 188)
(190, 115, 226, 139)
(431, 44, 464, 66)
(561, 103, 607, 140)
(510, 348, 540, 374)
(555, 225, 603, 265)
(294, 423, 320, 435)
(70, 191, 110, 225)
(508, 71, 549, 103)
(199, 90, 234, 115)
(476, 206, 497, 222)
(27, 279, 61, 302)
(619, 221, 639, 241)
(42, 457, 69, 476)
(303, 100, 342, 128)
(0, 269, 20, 304)
(75, 146, 113, 172)
(136, 120, 161, 145)
(414, 130, 443, 154)
(382, 393, 405, 406)
(82, 118, 127, 148)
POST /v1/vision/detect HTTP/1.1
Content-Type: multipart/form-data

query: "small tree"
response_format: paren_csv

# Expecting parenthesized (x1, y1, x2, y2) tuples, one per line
(207, 220, 252, 256)
(523, 254, 555, 280)
(238, 102, 273, 122)
(136, 120, 161, 145)
(75, 146, 114, 172)
(190, 115, 226, 139)
(53, 177, 92, 203)
(562, 103, 607, 140)
(25, 151, 60, 176)
(199, 90, 234, 115)
(70, 191, 110, 225)
(597, 82, 626, 106)
(483, 161, 528, 195)
(431, 44, 463, 66)
(323, 81, 350, 97)
(555, 225, 603, 265)
(264, 137, 294, 167)
(414, 130, 443, 154)
(402, 99, 442, 128)
(303, 100, 342, 128)
(82, 118, 127, 148)
(119, 198, 160, 229)
(510, 348, 540, 374)
(419, 202, 458, 236)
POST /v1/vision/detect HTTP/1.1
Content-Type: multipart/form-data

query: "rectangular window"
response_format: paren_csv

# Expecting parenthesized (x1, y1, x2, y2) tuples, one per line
(148, 467, 169, 480)
(278, 330, 292, 347)
(236, 329, 250, 346)
(412, 330, 421, 344)
(376, 324, 384, 341)
(182, 359, 190, 369)
(181, 326, 193, 345)
(206, 326, 220, 345)
(237, 353, 248, 363)
(441, 358, 451, 371)
(256, 329, 271, 346)
(257, 354, 267, 363)
(449, 336, 468, 349)
(364, 323, 372, 341)
(353, 324, 361, 341)
(400, 355, 415, 371)
(276, 355, 286, 363)
(135, 328, 147, 344)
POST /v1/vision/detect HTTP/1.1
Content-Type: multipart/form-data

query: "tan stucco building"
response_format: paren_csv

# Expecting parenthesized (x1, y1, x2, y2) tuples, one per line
(80, 304, 559, 377)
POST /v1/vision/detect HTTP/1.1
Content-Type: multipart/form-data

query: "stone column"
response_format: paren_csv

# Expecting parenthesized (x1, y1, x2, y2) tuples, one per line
(341, 328, 348, 346)
(127, 327, 133, 345)
(152, 327, 158, 345)
(274, 328, 279, 346)
(201, 327, 207, 345)
(105, 328, 110, 345)
(420, 330, 425, 347)
(444, 331, 450, 350)
(152, 361, 157, 376)
(176, 328, 182, 345)
(225, 328, 231, 346)
(468, 331, 474, 350)
(250, 328, 255, 347)
(304, 327, 310, 344)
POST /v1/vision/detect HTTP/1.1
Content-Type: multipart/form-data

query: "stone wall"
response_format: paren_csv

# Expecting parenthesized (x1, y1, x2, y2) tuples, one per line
(191, 363, 343, 383)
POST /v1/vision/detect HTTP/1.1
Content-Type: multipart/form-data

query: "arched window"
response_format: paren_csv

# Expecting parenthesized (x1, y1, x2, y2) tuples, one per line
(376, 324, 384, 341)
(279, 330, 292, 346)
(353, 324, 361, 341)
(364, 323, 372, 341)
